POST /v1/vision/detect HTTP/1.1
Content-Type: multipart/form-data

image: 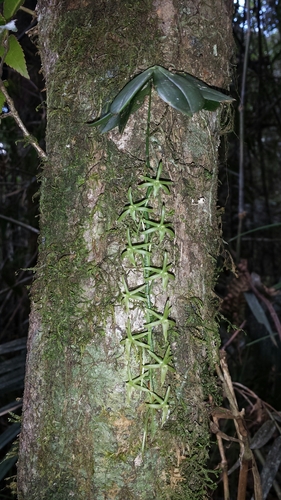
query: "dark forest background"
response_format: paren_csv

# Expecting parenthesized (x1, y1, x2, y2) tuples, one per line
(0, 1, 280, 498)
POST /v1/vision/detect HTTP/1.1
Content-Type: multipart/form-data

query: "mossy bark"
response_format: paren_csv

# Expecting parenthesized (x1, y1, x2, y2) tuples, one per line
(17, 1, 233, 499)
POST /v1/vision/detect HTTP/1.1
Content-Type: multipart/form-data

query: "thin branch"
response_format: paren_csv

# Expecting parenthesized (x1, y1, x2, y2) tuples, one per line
(209, 395, 230, 500)
(221, 320, 246, 350)
(236, 0, 251, 261)
(19, 6, 36, 17)
(216, 352, 263, 500)
(0, 276, 34, 296)
(0, 79, 47, 161)
(233, 382, 281, 420)
(0, 214, 39, 234)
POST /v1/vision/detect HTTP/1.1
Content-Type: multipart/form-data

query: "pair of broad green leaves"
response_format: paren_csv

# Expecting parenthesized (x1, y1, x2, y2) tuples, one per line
(90, 65, 233, 134)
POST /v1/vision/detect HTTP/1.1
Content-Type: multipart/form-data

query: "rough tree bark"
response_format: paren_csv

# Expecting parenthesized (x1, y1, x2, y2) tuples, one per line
(17, 1, 233, 499)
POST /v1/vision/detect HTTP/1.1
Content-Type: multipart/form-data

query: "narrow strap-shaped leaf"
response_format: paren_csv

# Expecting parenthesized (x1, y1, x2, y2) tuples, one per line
(197, 83, 233, 102)
(250, 420, 276, 450)
(127, 83, 151, 115)
(99, 113, 120, 133)
(110, 67, 154, 114)
(180, 72, 233, 103)
(118, 83, 151, 133)
(244, 291, 277, 346)
(157, 66, 205, 114)
(260, 436, 281, 499)
(88, 111, 112, 128)
(89, 83, 151, 133)
(88, 110, 121, 133)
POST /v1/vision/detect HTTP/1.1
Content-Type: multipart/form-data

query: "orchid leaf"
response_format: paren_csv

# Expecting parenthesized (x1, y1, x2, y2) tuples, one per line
(118, 83, 151, 133)
(89, 65, 234, 133)
(94, 112, 120, 133)
(181, 73, 233, 103)
(89, 84, 151, 133)
(88, 109, 110, 127)
(153, 68, 191, 116)
(154, 66, 204, 114)
(110, 67, 154, 114)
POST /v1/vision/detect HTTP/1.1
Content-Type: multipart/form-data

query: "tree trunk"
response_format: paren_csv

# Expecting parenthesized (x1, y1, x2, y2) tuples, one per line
(17, 1, 233, 499)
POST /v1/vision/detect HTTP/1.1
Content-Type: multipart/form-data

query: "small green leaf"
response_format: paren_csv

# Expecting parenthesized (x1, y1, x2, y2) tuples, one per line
(118, 83, 151, 133)
(110, 67, 154, 114)
(4, 0, 24, 20)
(3, 34, 29, 79)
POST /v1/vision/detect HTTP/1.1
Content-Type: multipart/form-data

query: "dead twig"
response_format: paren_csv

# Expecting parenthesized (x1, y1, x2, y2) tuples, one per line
(211, 351, 263, 500)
